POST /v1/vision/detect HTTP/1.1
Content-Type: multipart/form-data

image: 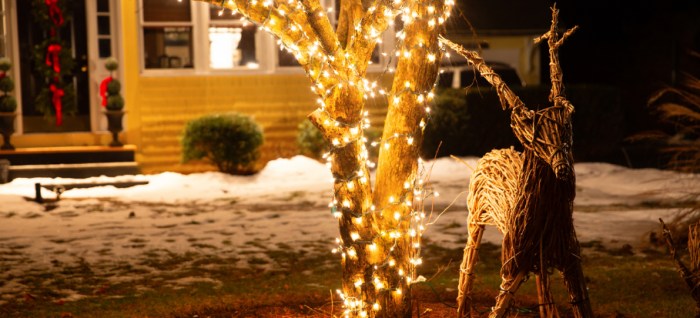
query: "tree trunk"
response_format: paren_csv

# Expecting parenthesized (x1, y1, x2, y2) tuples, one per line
(194, 1, 450, 316)
(373, 1, 445, 316)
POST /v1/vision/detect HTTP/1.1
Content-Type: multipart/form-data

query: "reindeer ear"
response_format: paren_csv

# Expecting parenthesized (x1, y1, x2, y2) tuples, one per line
(563, 99, 575, 114)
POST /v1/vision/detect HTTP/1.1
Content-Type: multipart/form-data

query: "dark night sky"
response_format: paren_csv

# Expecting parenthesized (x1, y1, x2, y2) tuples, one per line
(556, 0, 700, 132)
(451, 0, 700, 129)
(445, 0, 700, 165)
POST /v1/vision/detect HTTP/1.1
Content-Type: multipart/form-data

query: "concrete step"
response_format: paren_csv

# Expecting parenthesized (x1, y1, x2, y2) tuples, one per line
(0, 145, 137, 165)
(7, 162, 140, 180)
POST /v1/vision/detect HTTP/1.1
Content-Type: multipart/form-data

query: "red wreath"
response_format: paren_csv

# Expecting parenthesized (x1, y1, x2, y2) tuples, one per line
(44, 0, 65, 126)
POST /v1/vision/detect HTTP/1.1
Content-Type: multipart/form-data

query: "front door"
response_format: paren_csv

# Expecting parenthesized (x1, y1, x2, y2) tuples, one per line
(16, 0, 90, 133)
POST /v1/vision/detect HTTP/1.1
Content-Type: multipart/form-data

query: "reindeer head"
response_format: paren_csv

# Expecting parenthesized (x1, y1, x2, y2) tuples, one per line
(511, 99, 574, 180)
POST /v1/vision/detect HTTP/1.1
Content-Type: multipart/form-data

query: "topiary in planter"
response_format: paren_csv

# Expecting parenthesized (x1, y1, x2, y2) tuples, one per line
(0, 58, 17, 113)
(102, 57, 124, 111)
(182, 113, 264, 175)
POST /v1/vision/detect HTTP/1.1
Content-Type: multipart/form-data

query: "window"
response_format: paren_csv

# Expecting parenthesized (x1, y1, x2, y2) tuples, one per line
(138, 1, 391, 74)
(208, 6, 259, 69)
(96, 0, 112, 58)
(141, 0, 194, 69)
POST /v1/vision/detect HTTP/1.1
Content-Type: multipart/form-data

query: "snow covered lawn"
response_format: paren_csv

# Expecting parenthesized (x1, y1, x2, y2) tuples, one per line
(0, 156, 698, 308)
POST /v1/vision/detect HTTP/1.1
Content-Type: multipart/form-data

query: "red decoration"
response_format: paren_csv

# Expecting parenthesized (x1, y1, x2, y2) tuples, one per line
(46, 44, 62, 73)
(43, 0, 65, 126)
(45, 0, 64, 27)
(49, 83, 64, 126)
(99, 76, 113, 107)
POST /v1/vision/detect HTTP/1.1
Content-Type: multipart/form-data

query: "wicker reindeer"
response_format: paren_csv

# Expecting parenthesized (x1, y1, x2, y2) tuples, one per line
(440, 7, 593, 318)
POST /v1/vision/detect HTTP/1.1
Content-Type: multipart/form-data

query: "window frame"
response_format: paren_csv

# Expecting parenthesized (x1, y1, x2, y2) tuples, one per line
(139, 0, 198, 76)
(138, 0, 393, 77)
(199, 4, 274, 74)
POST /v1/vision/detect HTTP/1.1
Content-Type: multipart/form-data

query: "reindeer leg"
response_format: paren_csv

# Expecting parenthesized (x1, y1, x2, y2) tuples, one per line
(457, 219, 485, 318)
(536, 270, 559, 318)
(562, 252, 594, 318)
(489, 270, 527, 318)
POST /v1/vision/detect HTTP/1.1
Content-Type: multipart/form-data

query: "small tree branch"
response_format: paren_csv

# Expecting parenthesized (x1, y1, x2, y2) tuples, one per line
(336, 0, 364, 49)
(301, 0, 343, 63)
(439, 36, 526, 111)
(347, 0, 397, 75)
(660, 218, 700, 315)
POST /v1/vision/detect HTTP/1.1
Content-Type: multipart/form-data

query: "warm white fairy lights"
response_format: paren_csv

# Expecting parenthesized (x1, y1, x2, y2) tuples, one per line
(195, 0, 453, 316)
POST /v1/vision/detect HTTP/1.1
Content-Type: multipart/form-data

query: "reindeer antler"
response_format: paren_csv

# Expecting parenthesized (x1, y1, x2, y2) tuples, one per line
(534, 4, 578, 108)
(439, 36, 525, 111)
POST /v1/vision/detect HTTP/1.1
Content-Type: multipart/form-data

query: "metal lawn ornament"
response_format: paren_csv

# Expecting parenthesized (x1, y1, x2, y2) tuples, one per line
(440, 6, 594, 318)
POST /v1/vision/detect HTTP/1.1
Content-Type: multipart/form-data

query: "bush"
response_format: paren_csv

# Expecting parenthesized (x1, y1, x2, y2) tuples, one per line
(422, 88, 516, 158)
(103, 57, 124, 111)
(106, 94, 124, 111)
(107, 79, 121, 95)
(0, 95, 17, 112)
(297, 119, 327, 159)
(182, 113, 264, 174)
(0, 58, 15, 113)
(422, 85, 624, 162)
(297, 119, 383, 164)
(0, 77, 14, 93)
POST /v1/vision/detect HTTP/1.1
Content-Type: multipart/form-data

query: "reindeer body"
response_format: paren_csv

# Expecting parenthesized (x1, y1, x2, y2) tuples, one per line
(442, 6, 593, 318)
(457, 105, 589, 318)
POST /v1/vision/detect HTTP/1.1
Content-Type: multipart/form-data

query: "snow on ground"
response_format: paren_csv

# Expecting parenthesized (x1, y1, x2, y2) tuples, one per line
(0, 156, 334, 204)
(0, 155, 698, 305)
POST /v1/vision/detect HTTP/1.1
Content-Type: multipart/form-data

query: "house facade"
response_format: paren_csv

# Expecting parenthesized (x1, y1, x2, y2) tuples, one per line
(1, 0, 542, 173)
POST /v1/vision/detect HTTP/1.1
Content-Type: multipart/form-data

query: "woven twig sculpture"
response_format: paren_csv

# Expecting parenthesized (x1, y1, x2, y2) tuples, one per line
(660, 219, 700, 317)
(440, 6, 593, 318)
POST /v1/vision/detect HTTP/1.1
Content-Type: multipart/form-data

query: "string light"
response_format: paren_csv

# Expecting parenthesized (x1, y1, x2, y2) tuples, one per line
(202, 0, 453, 315)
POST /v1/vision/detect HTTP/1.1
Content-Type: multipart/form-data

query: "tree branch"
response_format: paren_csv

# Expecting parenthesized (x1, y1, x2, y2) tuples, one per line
(347, 0, 397, 75)
(198, 0, 322, 68)
(336, 0, 364, 49)
(301, 0, 344, 65)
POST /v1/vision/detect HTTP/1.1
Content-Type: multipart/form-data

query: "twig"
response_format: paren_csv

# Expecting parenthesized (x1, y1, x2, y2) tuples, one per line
(660, 218, 700, 315)
(426, 190, 468, 226)
(450, 155, 475, 172)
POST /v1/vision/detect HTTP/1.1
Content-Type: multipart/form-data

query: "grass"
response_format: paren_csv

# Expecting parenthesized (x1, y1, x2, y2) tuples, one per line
(0, 243, 694, 317)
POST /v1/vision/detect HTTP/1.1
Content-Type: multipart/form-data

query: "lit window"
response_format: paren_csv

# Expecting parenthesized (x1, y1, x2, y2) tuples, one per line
(141, 0, 194, 69)
(208, 6, 258, 69)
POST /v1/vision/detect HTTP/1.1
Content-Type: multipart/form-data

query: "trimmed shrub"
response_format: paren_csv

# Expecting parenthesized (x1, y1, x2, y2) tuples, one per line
(0, 95, 17, 112)
(103, 58, 124, 111)
(297, 119, 327, 159)
(182, 113, 264, 174)
(0, 76, 14, 93)
(106, 94, 124, 111)
(297, 119, 383, 163)
(0, 58, 16, 113)
(422, 85, 623, 162)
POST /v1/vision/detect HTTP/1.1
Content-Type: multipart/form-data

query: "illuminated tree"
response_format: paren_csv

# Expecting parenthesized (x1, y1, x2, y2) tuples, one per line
(195, 0, 453, 317)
